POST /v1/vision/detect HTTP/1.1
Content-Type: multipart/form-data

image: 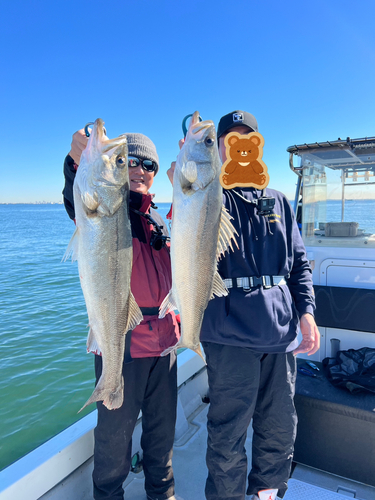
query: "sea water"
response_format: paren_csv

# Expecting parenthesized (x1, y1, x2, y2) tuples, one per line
(0, 203, 172, 471)
(1, 199, 374, 471)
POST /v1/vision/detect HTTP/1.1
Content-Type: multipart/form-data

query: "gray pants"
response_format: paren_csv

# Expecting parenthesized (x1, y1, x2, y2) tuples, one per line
(93, 352, 177, 500)
(202, 342, 297, 500)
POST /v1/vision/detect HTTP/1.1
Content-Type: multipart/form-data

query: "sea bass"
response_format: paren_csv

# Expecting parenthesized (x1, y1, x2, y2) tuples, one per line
(64, 118, 143, 410)
(159, 112, 237, 360)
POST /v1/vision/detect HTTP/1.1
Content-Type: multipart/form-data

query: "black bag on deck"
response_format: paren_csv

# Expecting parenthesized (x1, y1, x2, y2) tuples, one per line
(322, 347, 375, 394)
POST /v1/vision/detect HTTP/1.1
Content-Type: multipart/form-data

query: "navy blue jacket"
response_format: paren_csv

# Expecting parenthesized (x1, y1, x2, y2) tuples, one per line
(200, 187, 315, 353)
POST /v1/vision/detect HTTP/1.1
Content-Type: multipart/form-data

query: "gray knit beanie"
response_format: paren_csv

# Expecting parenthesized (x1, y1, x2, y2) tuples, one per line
(125, 133, 159, 175)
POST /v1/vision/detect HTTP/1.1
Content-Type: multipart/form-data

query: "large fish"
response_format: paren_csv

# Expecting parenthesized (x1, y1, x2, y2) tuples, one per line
(64, 118, 143, 410)
(159, 112, 237, 360)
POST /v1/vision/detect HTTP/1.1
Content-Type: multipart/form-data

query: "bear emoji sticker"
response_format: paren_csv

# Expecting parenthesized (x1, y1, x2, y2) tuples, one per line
(219, 131, 270, 190)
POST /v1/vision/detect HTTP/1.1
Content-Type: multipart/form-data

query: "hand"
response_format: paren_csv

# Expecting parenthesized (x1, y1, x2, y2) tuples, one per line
(68, 128, 90, 165)
(166, 138, 185, 186)
(293, 313, 320, 356)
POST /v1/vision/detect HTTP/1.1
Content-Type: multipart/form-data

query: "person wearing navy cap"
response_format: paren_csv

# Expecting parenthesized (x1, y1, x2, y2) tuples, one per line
(200, 110, 320, 500)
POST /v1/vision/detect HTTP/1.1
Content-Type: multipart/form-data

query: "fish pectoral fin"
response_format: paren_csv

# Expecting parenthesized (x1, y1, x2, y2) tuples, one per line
(62, 227, 79, 262)
(87, 327, 101, 355)
(98, 196, 124, 216)
(81, 190, 100, 211)
(159, 290, 178, 318)
(125, 293, 144, 332)
(181, 161, 198, 183)
(162, 342, 206, 364)
(216, 205, 239, 260)
(210, 270, 228, 299)
(161, 343, 178, 357)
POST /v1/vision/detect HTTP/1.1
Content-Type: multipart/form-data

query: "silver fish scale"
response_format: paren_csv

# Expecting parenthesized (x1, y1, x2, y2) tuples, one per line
(160, 115, 237, 360)
(69, 119, 142, 410)
(171, 177, 222, 349)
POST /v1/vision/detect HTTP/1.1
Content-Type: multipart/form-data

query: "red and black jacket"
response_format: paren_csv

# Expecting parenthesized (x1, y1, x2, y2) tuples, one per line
(63, 155, 180, 358)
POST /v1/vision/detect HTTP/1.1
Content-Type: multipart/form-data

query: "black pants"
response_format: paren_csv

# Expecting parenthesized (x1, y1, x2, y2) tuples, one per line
(202, 342, 297, 500)
(92, 351, 177, 500)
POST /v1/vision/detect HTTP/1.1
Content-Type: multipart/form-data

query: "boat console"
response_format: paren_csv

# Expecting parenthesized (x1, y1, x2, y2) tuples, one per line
(288, 136, 375, 489)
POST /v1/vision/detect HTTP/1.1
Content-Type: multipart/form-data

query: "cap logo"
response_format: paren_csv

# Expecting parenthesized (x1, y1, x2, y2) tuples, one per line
(233, 112, 244, 123)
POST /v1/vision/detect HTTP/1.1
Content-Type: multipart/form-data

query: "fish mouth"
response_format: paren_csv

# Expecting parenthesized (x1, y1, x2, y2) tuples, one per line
(88, 119, 127, 154)
(102, 135, 127, 156)
(102, 134, 127, 154)
(188, 111, 215, 141)
(190, 111, 213, 135)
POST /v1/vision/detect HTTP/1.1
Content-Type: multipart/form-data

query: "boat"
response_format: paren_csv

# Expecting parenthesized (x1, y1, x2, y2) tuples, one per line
(1, 136, 375, 500)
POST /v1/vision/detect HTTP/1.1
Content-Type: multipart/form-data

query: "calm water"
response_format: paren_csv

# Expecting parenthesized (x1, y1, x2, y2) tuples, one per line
(1, 199, 374, 471)
(316, 199, 375, 234)
(0, 202, 171, 471)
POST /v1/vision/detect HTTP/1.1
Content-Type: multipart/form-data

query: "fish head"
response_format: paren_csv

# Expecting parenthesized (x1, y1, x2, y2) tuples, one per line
(177, 111, 220, 193)
(76, 119, 129, 215)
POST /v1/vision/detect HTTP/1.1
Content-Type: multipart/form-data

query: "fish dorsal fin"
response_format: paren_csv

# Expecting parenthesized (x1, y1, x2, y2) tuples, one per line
(159, 290, 178, 319)
(216, 205, 239, 260)
(210, 270, 228, 299)
(62, 227, 79, 262)
(181, 161, 198, 183)
(125, 293, 144, 332)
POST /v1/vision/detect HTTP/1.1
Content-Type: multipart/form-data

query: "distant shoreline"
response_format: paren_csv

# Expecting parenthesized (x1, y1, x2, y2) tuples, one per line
(0, 202, 64, 205)
(0, 201, 173, 205)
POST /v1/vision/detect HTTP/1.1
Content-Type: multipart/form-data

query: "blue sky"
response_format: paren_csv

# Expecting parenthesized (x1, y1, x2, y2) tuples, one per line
(0, 0, 374, 203)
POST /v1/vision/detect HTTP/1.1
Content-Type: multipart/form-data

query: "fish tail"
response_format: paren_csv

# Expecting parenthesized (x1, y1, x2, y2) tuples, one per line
(194, 344, 206, 364)
(78, 375, 124, 412)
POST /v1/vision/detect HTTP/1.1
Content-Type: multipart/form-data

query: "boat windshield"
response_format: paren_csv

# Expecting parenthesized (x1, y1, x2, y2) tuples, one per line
(295, 141, 375, 248)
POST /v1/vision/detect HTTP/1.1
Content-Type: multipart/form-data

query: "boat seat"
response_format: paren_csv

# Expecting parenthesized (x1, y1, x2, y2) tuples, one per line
(293, 358, 375, 486)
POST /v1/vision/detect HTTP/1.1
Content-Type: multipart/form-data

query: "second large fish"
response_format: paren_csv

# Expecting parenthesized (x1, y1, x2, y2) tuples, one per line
(64, 119, 143, 410)
(159, 112, 237, 360)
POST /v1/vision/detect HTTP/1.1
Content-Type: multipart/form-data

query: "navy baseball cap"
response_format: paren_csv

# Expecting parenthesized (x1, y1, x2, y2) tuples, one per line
(217, 110, 258, 140)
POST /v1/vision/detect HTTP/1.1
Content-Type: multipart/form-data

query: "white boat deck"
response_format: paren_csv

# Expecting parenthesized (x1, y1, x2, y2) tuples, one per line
(1, 351, 374, 500)
(122, 403, 374, 500)
(40, 400, 374, 500)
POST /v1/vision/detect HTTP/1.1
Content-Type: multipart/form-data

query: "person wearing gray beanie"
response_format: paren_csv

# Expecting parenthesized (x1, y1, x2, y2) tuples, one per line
(63, 124, 179, 500)
(125, 132, 159, 175)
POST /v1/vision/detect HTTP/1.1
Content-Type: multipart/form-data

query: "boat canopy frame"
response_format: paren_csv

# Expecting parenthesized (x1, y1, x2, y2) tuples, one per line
(288, 136, 375, 216)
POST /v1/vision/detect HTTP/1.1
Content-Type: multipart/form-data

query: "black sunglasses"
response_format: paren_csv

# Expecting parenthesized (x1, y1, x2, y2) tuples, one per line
(128, 156, 157, 173)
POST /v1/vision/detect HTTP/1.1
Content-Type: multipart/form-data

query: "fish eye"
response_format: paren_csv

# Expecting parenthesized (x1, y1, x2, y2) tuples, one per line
(205, 137, 214, 147)
(116, 156, 126, 168)
(237, 150, 240, 153)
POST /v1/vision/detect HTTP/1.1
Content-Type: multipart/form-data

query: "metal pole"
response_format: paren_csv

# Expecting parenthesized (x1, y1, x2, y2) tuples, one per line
(341, 170, 345, 222)
(289, 153, 303, 214)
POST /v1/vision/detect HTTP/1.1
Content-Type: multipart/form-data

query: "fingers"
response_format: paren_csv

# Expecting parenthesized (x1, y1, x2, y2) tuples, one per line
(68, 128, 89, 165)
(293, 339, 314, 356)
(293, 314, 320, 356)
(308, 325, 321, 355)
(178, 138, 185, 150)
(167, 161, 176, 186)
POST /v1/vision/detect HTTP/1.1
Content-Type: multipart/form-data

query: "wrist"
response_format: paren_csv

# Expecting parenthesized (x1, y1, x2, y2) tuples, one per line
(67, 154, 79, 170)
(68, 151, 80, 166)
